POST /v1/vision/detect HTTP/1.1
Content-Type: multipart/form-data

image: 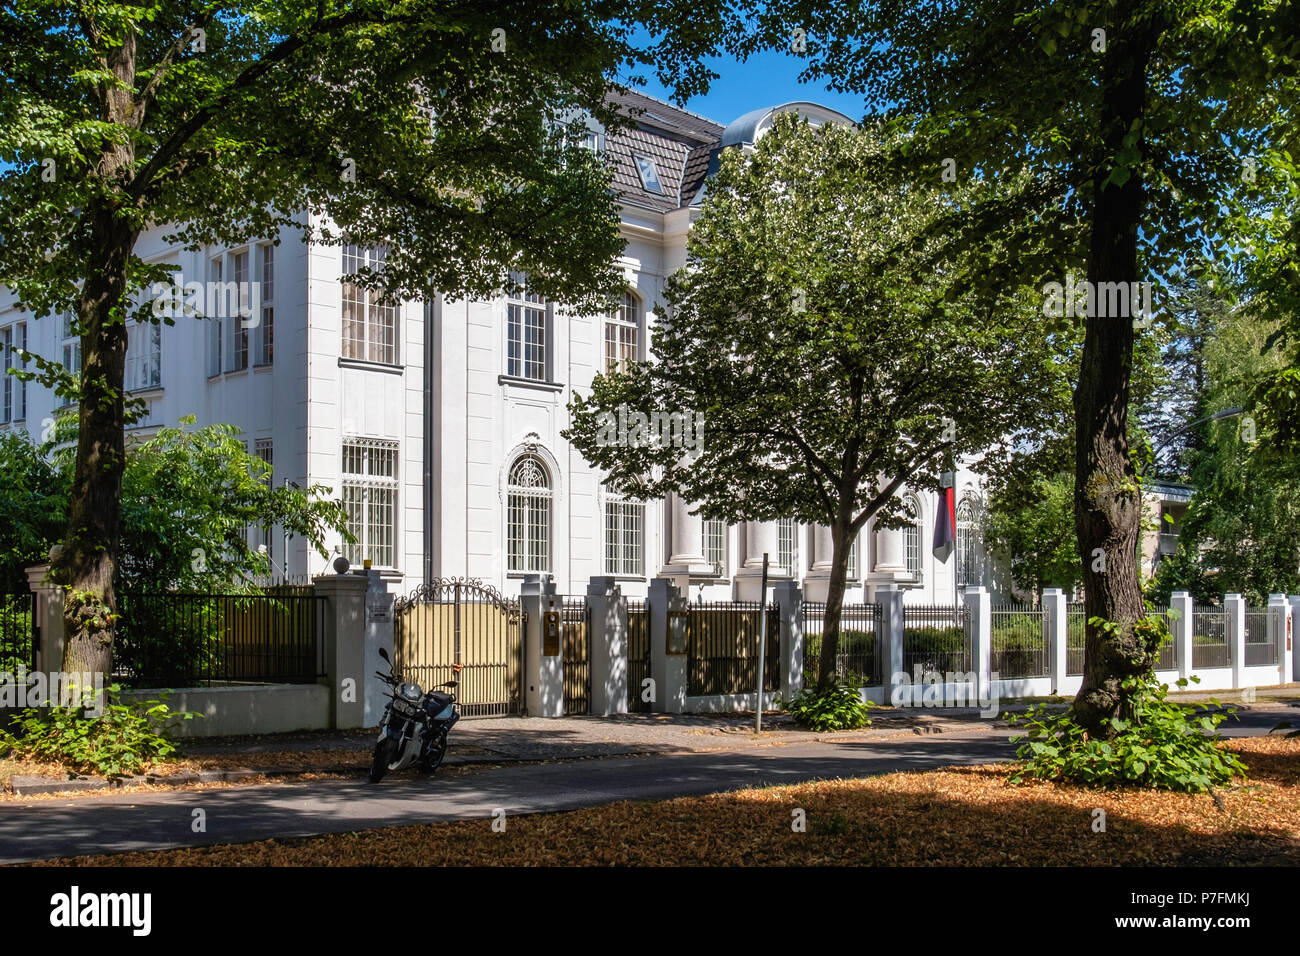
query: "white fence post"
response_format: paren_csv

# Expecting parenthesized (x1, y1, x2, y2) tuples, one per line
(312, 570, 369, 729)
(878, 583, 904, 703)
(586, 576, 627, 717)
(647, 577, 687, 713)
(1291, 595, 1300, 681)
(1171, 591, 1194, 681)
(1269, 593, 1291, 688)
(1043, 587, 1067, 695)
(522, 574, 563, 717)
(24, 564, 63, 676)
(772, 580, 802, 702)
(964, 586, 992, 703)
(363, 569, 394, 727)
(1225, 593, 1246, 690)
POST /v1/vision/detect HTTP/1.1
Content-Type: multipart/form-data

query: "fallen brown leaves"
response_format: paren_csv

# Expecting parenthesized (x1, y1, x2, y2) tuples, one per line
(32, 736, 1300, 867)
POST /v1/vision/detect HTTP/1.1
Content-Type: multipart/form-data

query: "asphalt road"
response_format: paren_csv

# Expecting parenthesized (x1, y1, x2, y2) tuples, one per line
(0, 707, 1291, 865)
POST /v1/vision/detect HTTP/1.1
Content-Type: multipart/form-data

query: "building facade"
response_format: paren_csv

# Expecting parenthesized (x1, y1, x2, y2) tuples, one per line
(0, 92, 998, 604)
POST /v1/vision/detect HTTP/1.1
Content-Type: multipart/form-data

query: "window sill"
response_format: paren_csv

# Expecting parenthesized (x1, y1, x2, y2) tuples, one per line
(253, 361, 273, 371)
(127, 386, 164, 400)
(498, 375, 563, 393)
(339, 357, 404, 375)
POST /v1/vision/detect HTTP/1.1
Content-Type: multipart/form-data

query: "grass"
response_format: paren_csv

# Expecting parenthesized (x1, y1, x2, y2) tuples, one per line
(29, 735, 1300, 867)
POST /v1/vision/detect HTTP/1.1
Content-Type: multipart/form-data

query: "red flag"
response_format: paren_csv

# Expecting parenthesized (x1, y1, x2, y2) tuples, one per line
(932, 486, 956, 561)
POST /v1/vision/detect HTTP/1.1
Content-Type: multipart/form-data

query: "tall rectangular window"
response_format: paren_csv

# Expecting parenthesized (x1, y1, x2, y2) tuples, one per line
(126, 321, 162, 391)
(846, 533, 858, 580)
(341, 244, 398, 364)
(60, 313, 81, 405)
(903, 497, 921, 575)
(506, 274, 546, 381)
(341, 438, 398, 568)
(605, 290, 639, 373)
(207, 259, 223, 376)
(254, 439, 274, 558)
(229, 250, 249, 371)
(703, 519, 727, 573)
(604, 497, 644, 577)
(13, 323, 25, 421)
(1, 327, 11, 424)
(258, 243, 274, 365)
(777, 519, 798, 574)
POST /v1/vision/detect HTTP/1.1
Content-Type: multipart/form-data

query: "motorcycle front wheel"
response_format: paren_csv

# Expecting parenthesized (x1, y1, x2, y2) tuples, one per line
(368, 736, 399, 783)
(417, 736, 448, 775)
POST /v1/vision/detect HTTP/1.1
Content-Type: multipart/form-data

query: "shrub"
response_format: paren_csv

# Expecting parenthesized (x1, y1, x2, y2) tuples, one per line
(0, 684, 198, 779)
(902, 625, 967, 674)
(1006, 674, 1247, 793)
(784, 680, 872, 731)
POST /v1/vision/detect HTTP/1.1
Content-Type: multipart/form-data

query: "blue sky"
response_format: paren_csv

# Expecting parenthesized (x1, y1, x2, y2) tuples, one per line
(627, 47, 871, 127)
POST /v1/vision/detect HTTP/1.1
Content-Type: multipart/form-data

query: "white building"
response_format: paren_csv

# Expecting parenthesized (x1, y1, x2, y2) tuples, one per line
(0, 92, 995, 604)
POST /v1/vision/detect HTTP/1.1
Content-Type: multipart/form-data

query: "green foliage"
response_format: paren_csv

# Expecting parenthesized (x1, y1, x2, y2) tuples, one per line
(0, 418, 348, 593)
(0, 684, 197, 779)
(902, 626, 967, 674)
(784, 680, 872, 732)
(986, 473, 1080, 597)
(1007, 675, 1247, 793)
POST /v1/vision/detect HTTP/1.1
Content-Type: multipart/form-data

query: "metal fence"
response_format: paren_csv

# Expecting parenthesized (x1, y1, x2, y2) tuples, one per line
(561, 598, 590, 714)
(1192, 605, 1229, 669)
(1066, 602, 1086, 675)
(686, 601, 779, 697)
(902, 604, 971, 678)
(801, 602, 882, 687)
(1148, 605, 1176, 670)
(990, 604, 1049, 678)
(627, 599, 650, 712)
(115, 591, 328, 688)
(0, 592, 35, 673)
(1245, 607, 1277, 666)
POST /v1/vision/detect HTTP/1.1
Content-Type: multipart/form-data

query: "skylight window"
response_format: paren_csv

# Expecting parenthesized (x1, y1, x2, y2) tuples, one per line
(634, 155, 664, 194)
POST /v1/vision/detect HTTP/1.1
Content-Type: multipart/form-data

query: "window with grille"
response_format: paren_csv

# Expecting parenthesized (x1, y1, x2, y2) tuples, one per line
(126, 321, 161, 391)
(342, 244, 398, 365)
(605, 290, 639, 373)
(956, 497, 981, 585)
(777, 519, 798, 573)
(507, 454, 551, 573)
(258, 243, 274, 365)
(604, 495, 644, 577)
(506, 274, 547, 381)
(206, 259, 222, 376)
(60, 313, 81, 405)
(341, 438, 398, 568)
(703, 519, 727, 573)
(253, 439, 275, 557)
(1, 327, 11, 424)
(904, 497, 921, 574)
(846, 532, 858, 580)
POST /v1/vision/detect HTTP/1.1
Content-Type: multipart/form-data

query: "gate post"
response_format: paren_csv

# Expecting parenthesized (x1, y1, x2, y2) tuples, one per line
(1171, 591, 1194, 680)
(772, 580, 802, 703)
(523, 574, 563, 717)
(1269, 594, 1291, 688)
(1225, 593, 1246, 690)
(1043, 587, 1066, 695)
(587, 576, 627, 716)
(964, 586, 992, 707)
(878, 583, 904, 704)
(648, 577, 687, 713)
(363, 570, 394, 727)
(313, 571, 369, 729)
(25, 564, 63, 674)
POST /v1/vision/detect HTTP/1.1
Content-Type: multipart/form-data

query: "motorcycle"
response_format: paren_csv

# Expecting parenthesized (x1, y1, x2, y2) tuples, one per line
(369, 647, 460, 783)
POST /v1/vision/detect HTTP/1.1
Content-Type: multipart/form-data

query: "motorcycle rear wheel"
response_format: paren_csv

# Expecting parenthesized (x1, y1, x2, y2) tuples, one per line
(368, 737, 399, 783)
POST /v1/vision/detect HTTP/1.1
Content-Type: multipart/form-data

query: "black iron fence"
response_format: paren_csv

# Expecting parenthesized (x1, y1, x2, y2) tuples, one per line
(561, 598, 590, 714)
(1066, 602, 1086, 675)
(627, 599, 650, 712)
(115, 591, 327, 688)
(1147, 605, 1176, 670)
(801, 602, 882, 687)
(990, 604, 1049, 679)
(1245, 607, 1276, 666)
(1192, 605, 1229, 669)
(686, 601, 779, 697)
(902, 604, 971, 678)
(0, 592, 35, 673)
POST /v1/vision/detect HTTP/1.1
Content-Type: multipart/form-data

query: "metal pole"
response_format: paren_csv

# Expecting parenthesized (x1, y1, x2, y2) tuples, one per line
(755, 552, 769, 735)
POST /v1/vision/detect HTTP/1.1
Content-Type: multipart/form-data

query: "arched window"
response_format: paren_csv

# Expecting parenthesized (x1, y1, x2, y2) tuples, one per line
(956, 497, 981, 585)
(903, 496, 922, 575)
(507, 455, 552, 573)
(605, 289, 640, 373)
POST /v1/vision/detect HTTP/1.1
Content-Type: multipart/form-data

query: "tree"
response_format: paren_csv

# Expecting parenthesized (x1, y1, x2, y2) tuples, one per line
(776, 0, 1300, 734)
(0, 416, 348, 595)
(986, 472, 1081, 602)
(565, 114, 1057, 690)
(0, 0, 767, 677)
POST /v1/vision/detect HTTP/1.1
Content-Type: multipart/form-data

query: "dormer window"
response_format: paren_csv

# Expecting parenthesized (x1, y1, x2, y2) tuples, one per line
(634, 155, 664, 194)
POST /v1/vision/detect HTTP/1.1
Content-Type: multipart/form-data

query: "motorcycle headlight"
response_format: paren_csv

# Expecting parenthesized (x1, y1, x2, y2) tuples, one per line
(398, 682, 422, 702)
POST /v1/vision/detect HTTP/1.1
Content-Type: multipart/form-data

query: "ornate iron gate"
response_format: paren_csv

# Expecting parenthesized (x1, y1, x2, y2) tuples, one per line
(561, 598, 590, 715)
(394, 578, 523, 716)
(627, 599, 650, 712)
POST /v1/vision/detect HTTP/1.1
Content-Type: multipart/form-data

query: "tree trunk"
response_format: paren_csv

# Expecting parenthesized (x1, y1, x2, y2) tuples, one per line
(52, 31, 139, 681)
(816, 500, 856, 691)
(1072, 15, 1155, 736)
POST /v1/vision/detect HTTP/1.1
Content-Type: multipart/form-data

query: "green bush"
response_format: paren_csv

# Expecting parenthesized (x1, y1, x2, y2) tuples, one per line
(1006, 674, 1247, 793)
(902, 626, 967, 674)
(784, 680, 872, 731)
(803, 628, 877, 688)
(0, 684, 198, 779)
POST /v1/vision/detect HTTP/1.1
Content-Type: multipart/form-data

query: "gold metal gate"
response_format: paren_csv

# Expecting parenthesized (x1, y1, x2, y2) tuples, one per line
(393, 578, 523, 716)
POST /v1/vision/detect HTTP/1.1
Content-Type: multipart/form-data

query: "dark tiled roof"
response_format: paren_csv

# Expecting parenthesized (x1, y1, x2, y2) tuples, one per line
(605, 89, 724, 211)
